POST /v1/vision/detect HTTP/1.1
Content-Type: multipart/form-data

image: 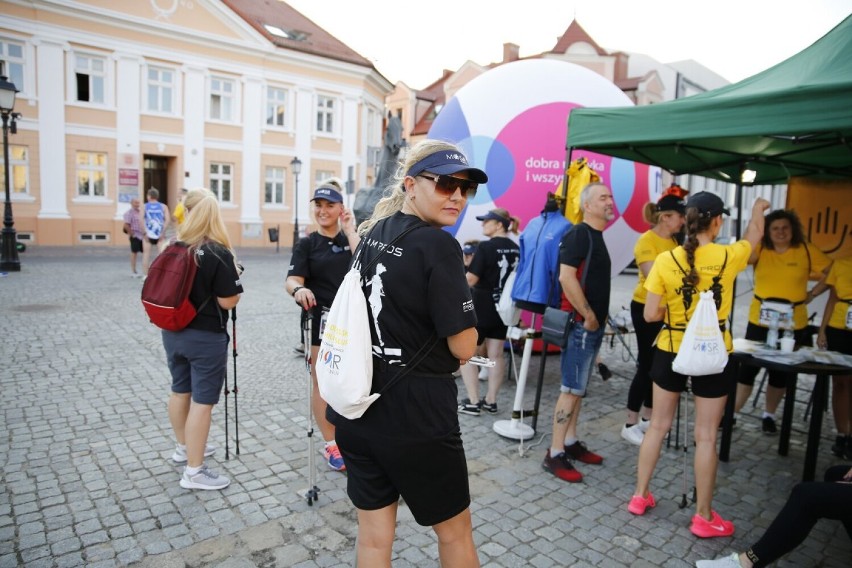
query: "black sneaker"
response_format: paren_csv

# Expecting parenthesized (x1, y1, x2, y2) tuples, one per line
(479, 399, 498, 414)
(597, 362, 612, 381)
(762, 416, 777, 435)
(831, 435, 848, 458)
(457, 398, 481, 416)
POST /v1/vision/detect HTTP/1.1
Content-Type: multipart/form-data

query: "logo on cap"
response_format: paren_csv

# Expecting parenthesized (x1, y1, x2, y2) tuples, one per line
(445, 153, 468, 165)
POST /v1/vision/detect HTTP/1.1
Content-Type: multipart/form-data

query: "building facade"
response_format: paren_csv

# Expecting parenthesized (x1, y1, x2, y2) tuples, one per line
(0, 0, 391, 247)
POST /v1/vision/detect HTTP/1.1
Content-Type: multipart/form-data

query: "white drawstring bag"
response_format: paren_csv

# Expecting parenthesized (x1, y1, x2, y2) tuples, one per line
(496, 270, 520, 326)
(316, 267, 379, 419)
(672, 290, 728, 376)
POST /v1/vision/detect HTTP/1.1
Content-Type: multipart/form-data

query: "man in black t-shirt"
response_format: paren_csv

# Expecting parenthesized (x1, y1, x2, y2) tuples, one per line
(543, 183, 614, 483)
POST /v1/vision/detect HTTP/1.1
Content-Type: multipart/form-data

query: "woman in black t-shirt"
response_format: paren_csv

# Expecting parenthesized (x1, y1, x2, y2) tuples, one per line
(458, 208, 520, 416)
(285, 184, 359, 472)
(329, 140, 483, 567)
(162, 188, 243, 491)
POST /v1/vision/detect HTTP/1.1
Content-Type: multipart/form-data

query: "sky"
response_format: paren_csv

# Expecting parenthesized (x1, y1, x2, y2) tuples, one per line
(284, 0, 852, 88)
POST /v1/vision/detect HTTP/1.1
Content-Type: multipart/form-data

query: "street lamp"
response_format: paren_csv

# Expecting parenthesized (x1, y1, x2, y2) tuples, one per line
(290, 156, 302, 247)
(0, 66, 21, 272)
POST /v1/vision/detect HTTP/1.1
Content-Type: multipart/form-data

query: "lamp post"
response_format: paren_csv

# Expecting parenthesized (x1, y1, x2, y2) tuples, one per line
(290, 156, 302, 247)
(0, 67, 20, 272)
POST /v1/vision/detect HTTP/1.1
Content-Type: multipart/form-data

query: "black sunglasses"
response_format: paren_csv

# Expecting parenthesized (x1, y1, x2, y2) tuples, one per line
(417, 173, 478, 199)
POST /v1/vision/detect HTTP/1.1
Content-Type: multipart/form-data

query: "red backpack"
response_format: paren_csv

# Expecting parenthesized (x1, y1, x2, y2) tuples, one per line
(141, 242, 208, 331)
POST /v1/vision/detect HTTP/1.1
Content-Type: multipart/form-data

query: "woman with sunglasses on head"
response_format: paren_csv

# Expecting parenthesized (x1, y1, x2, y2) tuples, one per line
(629, 192, 769, 539)
(621, 194, 686, 446)
(285, 183, 359, 472)
(458, 208, 520, 416)
(328, 140, 482, 567)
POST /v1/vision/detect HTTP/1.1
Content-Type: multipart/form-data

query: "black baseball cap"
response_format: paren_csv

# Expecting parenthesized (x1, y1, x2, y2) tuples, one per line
(686, 191, 730, 218)
(656, 194, 685, 215)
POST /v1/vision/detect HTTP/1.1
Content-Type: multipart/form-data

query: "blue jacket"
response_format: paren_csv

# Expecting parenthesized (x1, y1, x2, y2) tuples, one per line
(511, 212, 572, 308)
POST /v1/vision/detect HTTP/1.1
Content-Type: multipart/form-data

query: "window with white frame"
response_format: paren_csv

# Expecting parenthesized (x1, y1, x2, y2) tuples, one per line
(209, 162, 233, 202)
(75, 54, 106, 104)
(0, 39, 25, 92)
(316, 95, 335, 134)
(315, 170, 335, 186)
(76, 152, 107, 197)
(0, 145, 28, 195)
(264, 166, 286, 205)
(147, 66, 174, 114)
(266, 87, 288, 127)
(209, 77, 234, 121)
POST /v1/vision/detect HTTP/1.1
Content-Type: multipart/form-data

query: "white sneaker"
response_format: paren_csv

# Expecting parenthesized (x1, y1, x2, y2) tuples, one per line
(696, 552, 742, 567)
(478, 367, 488, 380)
(172, 443, 216, 464)
(179, 464, 230, 490)
(637, 419, 651, 433)
(621, 424, 645, 446)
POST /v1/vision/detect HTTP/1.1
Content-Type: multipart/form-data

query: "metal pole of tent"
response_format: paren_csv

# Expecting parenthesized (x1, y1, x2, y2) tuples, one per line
(720, 169, 745, 462)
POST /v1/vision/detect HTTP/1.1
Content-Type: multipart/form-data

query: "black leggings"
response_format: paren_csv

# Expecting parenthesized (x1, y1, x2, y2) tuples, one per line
(626, 300, 663, 412)
(747, 465, 852, 567)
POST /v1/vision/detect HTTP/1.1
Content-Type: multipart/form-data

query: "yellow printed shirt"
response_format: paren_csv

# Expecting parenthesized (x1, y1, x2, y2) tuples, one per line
(747, 243, 832, 329)
(645, 240, 751, 353)
(826, 257, 852, 329)
(632, 230, 678, 304)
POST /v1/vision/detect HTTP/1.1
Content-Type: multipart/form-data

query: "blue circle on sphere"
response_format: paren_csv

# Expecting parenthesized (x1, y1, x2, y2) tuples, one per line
(610, 158, 635, 213)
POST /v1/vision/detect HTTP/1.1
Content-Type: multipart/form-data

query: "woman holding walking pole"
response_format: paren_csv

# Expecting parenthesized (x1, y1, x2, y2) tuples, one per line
(285, 183, 359, 471)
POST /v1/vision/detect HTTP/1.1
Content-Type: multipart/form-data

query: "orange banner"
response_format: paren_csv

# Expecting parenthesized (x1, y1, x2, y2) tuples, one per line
(787, 177, 852, 260)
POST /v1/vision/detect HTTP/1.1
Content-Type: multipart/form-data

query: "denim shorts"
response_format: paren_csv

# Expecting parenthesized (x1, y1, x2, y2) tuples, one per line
(162, 328, 229, 405)
(559, 325, 605, 396)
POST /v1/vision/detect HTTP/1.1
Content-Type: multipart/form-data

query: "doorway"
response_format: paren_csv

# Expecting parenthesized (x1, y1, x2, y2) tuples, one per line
(143, 156, 169, 204)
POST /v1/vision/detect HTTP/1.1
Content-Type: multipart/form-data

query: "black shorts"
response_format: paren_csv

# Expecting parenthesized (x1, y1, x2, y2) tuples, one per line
(650, 347, 734, 398)
(129, 236, 143, 253)
(148, 237, 160, 245)
(826, 326, 852, 355)
(335, 427, 471, 526)
(472, 289, 507, 341)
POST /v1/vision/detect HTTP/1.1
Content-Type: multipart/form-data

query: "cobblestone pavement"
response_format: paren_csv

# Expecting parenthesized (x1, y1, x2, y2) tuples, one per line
(1, 246, 850, 567)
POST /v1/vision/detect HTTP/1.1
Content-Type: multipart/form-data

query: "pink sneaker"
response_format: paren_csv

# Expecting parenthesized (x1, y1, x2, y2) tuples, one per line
(627, 492, 656, 515)
(690, 510, 735, 538)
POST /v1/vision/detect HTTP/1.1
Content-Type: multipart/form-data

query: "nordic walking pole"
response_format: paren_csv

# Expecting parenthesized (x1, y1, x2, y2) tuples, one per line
(224, 345, 231, 460)
(232, 306, 240, 456)
(303, 308, 320, 505)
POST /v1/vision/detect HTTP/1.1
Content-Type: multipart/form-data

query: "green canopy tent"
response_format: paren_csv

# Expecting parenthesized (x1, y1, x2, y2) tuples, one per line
(566, 14, 852, 187)
(565, 15, 852, 462)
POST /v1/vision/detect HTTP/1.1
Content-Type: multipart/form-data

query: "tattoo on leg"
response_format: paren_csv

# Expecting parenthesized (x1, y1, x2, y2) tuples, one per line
(556, 410, 573, 424)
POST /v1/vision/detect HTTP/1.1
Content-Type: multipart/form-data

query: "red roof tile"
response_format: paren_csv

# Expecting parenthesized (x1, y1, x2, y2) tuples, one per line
(222, 0, 376, 68)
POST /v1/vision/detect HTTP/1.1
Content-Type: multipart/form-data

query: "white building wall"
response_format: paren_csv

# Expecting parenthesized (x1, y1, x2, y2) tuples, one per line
(182, 65, 206, 188)
(239, 75, 263, 227)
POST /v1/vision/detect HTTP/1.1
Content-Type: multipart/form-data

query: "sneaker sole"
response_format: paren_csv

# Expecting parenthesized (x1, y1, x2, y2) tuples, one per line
(621, 430, 644, 446)
(541, 463, 583, 483)
(457, 409, 481, 416)
(180, 478, 230, 490)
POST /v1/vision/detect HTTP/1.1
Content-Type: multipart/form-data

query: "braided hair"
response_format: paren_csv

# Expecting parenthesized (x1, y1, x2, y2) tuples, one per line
(677, 207, 715, 312)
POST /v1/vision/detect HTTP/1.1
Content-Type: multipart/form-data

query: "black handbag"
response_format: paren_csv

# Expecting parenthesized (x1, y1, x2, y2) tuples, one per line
(539, 226, 594, 348)
(542, 306, 575, 347)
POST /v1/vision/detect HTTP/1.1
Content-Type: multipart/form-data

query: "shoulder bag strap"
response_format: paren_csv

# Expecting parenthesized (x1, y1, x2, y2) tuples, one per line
(577, 224, 594, 291)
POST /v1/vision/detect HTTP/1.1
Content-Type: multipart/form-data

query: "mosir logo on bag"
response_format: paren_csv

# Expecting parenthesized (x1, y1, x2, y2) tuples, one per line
(319, 348, 342, 372)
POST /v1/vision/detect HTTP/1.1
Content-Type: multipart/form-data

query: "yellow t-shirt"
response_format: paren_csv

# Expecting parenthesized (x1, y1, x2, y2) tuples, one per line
(826, 257, 852, 330)
(632, 229, 679, 304)
(173, 201, 186, 225)
(747, 243, 832, 329)
(645, 240, 751, 353)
